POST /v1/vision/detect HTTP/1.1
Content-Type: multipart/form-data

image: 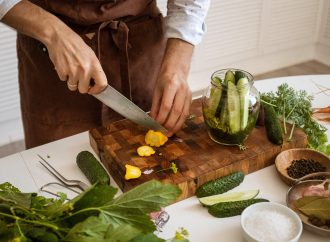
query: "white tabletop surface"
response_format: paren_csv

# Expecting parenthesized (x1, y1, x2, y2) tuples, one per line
(0, 74, 329, 242)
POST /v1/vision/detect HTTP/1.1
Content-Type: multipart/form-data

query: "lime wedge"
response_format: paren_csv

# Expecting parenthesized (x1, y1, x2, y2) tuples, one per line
(198, 189, 259, 206)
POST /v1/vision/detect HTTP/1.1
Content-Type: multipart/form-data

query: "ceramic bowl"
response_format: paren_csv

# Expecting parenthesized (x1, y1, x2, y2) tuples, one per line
(275, 148, 330, 186)
(286, 172, 330, 237)
(241, 202, 302, 242)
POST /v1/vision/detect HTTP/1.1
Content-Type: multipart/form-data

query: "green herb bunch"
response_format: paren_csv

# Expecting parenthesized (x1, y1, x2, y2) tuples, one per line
(0, 181, 183, 242)
(261, 83, 330, 155)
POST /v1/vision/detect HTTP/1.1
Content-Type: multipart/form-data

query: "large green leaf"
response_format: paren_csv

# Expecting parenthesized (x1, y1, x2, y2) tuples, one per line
(72, 184, 118, 211)
(99, 210, 156, 233)
(66, 184, 117, 225)
(65, 216, 142, 242)
(104, 223, 140, 242)
(106, 180, 181, 214)
(99, 180, 180, 232)
(129, 233, 165, 242)
(64, 216, 109, 242)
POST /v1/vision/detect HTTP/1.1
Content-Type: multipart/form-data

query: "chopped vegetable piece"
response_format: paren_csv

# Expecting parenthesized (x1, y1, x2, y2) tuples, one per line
(199, 189, 259, 206)
(224, 70, 235, 86)
(234, 70, 246, 83)
(145, 130, 168, 147)
(209, 77, 223, 115)
(125, 165, 142, 180)
(237, 77, 250, 130)
(137, 145, 155, 157)
(227, 81, 241, 133)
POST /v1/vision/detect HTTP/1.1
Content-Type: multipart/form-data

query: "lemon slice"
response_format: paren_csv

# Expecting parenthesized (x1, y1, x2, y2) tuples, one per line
(198, 189, 259, 206)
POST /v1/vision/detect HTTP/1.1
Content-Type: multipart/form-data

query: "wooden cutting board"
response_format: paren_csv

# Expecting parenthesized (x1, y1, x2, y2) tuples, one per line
(89, 99, 307, 201)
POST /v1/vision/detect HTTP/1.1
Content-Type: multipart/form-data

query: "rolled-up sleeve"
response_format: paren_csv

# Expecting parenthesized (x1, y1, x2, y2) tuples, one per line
(165, 0, 210, 46)
(0, 0, 21, 20)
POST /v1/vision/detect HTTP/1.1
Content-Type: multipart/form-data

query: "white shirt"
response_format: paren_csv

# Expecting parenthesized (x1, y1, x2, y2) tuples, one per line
(165, 0, 210, 45)
(0, 0, 20, 19)
(0, 0, 210, 45)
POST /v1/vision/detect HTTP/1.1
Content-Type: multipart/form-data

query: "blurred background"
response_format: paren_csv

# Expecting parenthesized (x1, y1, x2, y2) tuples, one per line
(0, 0, 329, 157)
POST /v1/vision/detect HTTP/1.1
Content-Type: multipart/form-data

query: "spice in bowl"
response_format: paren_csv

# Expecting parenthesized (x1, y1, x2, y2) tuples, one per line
(287, 158, 326, 179)
(241, 202, 302, 242)
(275, 148, 330, 186)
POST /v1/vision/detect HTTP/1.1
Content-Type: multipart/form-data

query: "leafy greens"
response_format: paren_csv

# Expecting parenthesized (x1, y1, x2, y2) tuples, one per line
(0, 180, 182, 242)
(261, 83, 330, 155)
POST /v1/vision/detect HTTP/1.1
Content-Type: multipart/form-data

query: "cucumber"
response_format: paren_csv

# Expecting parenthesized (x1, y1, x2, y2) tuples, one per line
(237, 77, 250, 130)
(219, 97, 229, 130)
(224, 70, 235, 86)
(227, 81, 241, 133)
(196, 172, 244, 198)
(263, 104, 283, 145)
(199, 189, 259, 206)
(209, 77, 223, 115)
(212, 76, 222, 84)
(234, 70, 246, 83)
(208, 198, 269, 218)
(76, 151, 110, 185)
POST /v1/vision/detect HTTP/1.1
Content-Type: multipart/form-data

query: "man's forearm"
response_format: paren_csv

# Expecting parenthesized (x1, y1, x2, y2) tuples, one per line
(161, 38, 194, 77)
(2, 0, 70, 46)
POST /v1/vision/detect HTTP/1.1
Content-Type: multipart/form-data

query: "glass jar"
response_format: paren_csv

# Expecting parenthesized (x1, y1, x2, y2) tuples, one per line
(202, 69, 260, 146)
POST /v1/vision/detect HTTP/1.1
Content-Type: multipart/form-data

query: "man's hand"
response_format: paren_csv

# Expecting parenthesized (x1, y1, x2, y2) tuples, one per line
(46, 28, 107, 94)
(2, 1, 107, 94)
(150, 38, 194, 136)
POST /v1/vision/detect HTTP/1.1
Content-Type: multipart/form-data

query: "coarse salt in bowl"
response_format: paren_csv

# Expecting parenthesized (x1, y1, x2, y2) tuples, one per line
(241, 202, 302, 242)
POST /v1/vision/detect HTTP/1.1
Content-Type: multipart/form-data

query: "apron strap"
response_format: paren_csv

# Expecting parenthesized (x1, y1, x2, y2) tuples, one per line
(97, 20, 132, 100)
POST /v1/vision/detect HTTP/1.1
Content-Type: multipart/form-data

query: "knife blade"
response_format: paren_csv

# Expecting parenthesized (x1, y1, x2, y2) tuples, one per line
(93, 85, 167, 132)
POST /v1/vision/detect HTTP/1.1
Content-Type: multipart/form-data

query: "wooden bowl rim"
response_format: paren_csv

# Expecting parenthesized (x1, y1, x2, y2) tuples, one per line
(275, 148, 330, 184)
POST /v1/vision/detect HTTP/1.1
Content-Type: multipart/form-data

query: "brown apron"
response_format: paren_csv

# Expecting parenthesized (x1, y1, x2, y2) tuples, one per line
(17, 0, 166, 148)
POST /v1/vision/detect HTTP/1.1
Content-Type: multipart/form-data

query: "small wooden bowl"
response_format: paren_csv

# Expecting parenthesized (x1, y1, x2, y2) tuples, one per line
(275, 148, 330, 186)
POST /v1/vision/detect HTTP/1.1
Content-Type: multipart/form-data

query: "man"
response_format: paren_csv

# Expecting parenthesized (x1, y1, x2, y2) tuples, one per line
(0, 0, 210, 148)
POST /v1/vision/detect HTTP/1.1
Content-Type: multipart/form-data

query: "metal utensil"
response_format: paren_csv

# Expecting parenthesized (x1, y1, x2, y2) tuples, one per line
(38, 154, 89, 192)
(40, 182, 81, 197)
(93, 85, 167, 132)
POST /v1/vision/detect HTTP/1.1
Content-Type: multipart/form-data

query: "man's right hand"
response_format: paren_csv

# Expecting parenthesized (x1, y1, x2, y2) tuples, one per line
(2, 0, 107, 94)
(46, 27, 107, 94)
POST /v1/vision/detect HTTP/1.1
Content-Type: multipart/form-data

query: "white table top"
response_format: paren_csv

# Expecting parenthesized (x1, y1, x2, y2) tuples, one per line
(0, 74, 329, 242)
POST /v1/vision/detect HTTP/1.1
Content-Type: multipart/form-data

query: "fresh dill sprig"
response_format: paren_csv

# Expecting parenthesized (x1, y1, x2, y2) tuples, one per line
(261, 83, 330, 155)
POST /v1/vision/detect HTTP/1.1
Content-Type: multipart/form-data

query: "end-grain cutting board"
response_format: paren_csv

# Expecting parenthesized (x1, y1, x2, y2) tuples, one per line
(89, 99, 307, 201)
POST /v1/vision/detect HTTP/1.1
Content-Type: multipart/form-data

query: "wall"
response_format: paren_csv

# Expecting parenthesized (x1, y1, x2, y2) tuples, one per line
(315, 0, 330, 66)
(0, 0, 329, 155)
(0, 24, 22, 152)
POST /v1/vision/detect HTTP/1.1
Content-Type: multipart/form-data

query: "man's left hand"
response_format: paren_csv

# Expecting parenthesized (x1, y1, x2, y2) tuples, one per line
(150, 38, 194, 136)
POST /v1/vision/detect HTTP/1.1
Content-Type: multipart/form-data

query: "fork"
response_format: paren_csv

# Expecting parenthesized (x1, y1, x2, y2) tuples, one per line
(38, 154, 89, 192)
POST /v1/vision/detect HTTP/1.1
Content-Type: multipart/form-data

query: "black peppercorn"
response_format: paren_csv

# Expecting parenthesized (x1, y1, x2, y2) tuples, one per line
(286, 159, 326, 179)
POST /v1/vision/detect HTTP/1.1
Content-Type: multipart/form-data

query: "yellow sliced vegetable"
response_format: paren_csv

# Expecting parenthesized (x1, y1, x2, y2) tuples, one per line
(125, 165, 142, 180)
(137, 145, 155, 157)
(145, 130, 168, 147)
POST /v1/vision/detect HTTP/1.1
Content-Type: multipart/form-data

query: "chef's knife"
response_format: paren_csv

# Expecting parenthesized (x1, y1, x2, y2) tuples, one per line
(93, 85, 167, 132)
